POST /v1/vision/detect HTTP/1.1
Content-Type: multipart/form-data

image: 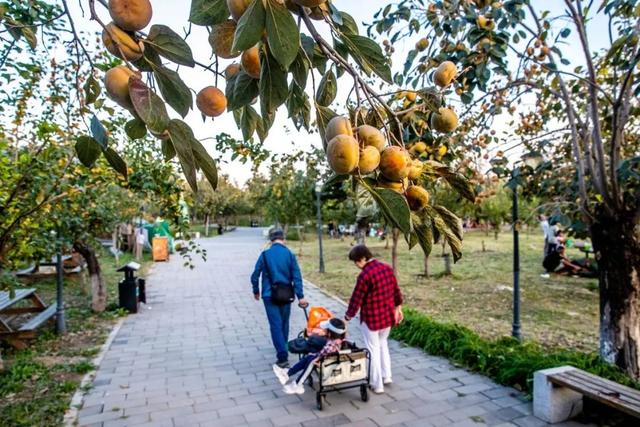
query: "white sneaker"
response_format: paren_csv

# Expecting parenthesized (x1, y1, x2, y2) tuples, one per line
(283, 382, 305, 395)
(272, 364, 289, 385)
(372, 387, 385, 394)
(383, 378, 393, 385)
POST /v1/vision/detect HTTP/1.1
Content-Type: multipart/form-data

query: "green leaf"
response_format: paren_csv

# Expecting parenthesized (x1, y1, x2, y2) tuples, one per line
(240, 106, 260, 141)
(133, 45, 162, 72)
(189, 0, 229, 26)
(423, 160, 476, 202)
(146, 25, 195, 67)
(161, 139, 176, 161)
(75, 136, 102, 167)
(228, 71, 260, 110)
(341, 33, 392, 83)
(259, 51, 289, 115)
(104, 148, 128, 178)
(21, 27, 37, 49)
(124, 118, 147, 140)
(189, 0, 229, 25)
(90, 115, 108, 149)
(286, 83, 311, 131)
(232, 0, 265, 52)
(337, 12, 359, 35)
(290, 50, 309, 89)
(83, 74, 101, 105)
(361, 180, 411, 234)
(152, 65, 193, 117)
(411, 212, 433, 257)
(316, 69, 337, 106)
(264, 0, 300, 69)
(426, 206, 462, 262)
(167, 119, 198, 192)
(128, 77, 170, 133)
(432, 205, 463, 241)
(191, 139, 219, 190)
(322, 173, 349, 192)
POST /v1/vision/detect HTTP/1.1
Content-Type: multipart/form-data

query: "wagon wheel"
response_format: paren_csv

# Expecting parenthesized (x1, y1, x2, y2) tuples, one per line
(316, 393, 324, 410)
(360, 384, 369, 402)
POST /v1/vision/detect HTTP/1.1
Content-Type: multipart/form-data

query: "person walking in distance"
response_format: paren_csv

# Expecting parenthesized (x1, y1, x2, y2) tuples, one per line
(344, 245, 403, 394)
(251, 228, 307, 368)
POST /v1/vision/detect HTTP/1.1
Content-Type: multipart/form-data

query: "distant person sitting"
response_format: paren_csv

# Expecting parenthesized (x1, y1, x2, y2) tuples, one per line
(543, 245, 598, 277)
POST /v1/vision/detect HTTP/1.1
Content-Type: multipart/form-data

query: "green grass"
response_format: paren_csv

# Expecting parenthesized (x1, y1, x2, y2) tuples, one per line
(0, 248, 152, 427)
(392, 308, 640, 395)
(297, 228, 601, 353)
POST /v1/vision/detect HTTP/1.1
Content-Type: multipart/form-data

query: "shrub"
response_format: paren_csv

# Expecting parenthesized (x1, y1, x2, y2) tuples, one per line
(391, 309, 640, 395)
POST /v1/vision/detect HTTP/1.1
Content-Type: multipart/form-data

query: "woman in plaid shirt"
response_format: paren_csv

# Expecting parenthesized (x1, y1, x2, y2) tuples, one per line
(345, 245, 403, 394)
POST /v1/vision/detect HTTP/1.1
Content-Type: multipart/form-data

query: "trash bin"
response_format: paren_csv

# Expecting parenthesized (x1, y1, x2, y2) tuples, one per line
(117, 262, 141, 313)
(137, 278, 146, 304)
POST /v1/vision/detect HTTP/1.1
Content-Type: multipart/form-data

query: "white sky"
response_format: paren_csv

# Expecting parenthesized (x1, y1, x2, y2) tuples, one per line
(66, 1, 610, 186)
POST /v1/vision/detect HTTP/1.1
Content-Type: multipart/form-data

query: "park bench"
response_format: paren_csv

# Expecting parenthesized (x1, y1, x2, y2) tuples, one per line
(0, 288, 57, 349)
(534, 366, 640, 423)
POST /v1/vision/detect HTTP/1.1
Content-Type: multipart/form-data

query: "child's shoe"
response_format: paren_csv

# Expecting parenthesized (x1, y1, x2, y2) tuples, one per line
(272, 364, 289, 385)
(283, 382, 305, 395)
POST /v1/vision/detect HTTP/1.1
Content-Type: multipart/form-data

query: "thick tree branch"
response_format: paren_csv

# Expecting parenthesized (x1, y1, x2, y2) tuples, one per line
(565, 0, 612, 204)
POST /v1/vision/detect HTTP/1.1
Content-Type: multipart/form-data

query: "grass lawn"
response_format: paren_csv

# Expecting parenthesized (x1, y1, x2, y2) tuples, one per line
(0, 248, 153, 427)
(296, 228, 601, 353)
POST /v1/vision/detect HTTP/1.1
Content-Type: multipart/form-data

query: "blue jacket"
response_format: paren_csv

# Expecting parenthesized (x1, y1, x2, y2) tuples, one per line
(251, 242, 304, 299)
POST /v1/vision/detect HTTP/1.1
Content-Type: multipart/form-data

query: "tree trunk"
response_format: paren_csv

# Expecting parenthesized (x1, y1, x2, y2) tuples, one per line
(494, 227, 499, 240)
(391, 228, 400, 277)
(297, 218, 303, 257)
(74, 242, 107, 313)
(423, 255, 430, 278)
(482, 240, 486, 252)
(205, 214, 210, 237)
(384, 227, 390, 249)
(591, 211, 640, 379)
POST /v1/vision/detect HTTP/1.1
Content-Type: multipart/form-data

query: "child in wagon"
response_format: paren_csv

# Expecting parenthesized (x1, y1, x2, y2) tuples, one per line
(273, 318, 347, 394)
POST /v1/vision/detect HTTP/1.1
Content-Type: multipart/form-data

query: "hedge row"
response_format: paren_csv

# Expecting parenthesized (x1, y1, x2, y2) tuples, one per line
(390, 308, 640, 395)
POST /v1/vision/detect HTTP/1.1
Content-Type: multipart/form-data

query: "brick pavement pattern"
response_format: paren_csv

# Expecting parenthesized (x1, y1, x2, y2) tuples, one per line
(76, 228, 579, 427)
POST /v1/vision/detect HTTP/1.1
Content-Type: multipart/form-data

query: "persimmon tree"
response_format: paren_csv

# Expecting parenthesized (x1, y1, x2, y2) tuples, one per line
(373, 0, 640, 377)
(1, 0, 477, 265)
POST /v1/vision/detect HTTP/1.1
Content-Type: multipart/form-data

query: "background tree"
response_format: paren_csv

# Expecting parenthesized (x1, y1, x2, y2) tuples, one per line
(374, 0, 640, 377)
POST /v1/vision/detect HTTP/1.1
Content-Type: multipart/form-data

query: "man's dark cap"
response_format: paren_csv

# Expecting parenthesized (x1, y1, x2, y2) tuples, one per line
(269, 228, 285, 241)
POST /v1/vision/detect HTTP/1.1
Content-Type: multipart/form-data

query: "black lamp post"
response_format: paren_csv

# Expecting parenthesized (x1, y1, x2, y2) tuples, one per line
(52, 231, 66, 334)
(511, 181, 521, 340)
(510, 154, 542, 341)
(315, 183, 325, 273)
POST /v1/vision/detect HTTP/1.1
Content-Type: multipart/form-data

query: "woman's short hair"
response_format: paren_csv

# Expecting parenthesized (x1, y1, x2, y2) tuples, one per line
(348, 245, 372, 262)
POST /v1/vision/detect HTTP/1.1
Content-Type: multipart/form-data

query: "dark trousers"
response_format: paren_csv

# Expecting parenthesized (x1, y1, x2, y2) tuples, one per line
(288, 353, 318, 384)
(263, 297, 291, 363)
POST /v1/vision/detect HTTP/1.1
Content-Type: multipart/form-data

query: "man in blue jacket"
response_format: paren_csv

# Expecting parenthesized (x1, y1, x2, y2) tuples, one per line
(251, 228, 307, 367)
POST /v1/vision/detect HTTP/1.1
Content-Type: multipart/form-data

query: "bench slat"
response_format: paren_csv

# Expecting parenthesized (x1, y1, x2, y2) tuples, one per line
(549, 371, 640, 417)
(19, 303, 57, 331)
(564, 370, 640, 405)
(0, 289, 37, 311)
(552, 371, 640, 406)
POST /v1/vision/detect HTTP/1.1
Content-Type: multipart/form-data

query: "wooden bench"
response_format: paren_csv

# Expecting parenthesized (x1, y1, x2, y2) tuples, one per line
(0, 289, 57, 349)
(534, 366, 640, 423)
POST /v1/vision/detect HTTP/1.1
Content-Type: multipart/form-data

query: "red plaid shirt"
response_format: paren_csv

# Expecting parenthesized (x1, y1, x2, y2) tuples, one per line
(345, 259, 403, 331)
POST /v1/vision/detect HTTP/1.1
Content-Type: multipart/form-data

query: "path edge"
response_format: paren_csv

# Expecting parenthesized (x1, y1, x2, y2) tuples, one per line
(63, 317, 125, 427)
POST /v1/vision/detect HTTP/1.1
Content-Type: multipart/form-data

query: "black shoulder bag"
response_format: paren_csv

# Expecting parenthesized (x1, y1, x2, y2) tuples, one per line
(261, 252, 295, 305)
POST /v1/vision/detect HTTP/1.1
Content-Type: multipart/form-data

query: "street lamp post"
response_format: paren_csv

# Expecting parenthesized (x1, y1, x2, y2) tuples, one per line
(511, 180, 521, 341)
(315, 183, 325, 274)
(52, 231, 66, 334)
(510, 154, 542, 341)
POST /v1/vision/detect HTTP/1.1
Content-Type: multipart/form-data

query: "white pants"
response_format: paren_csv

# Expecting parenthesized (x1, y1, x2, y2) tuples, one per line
(360, 322, 391, 391)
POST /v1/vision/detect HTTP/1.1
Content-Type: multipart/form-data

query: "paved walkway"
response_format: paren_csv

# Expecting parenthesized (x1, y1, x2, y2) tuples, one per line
(76, 228, 575, 427)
